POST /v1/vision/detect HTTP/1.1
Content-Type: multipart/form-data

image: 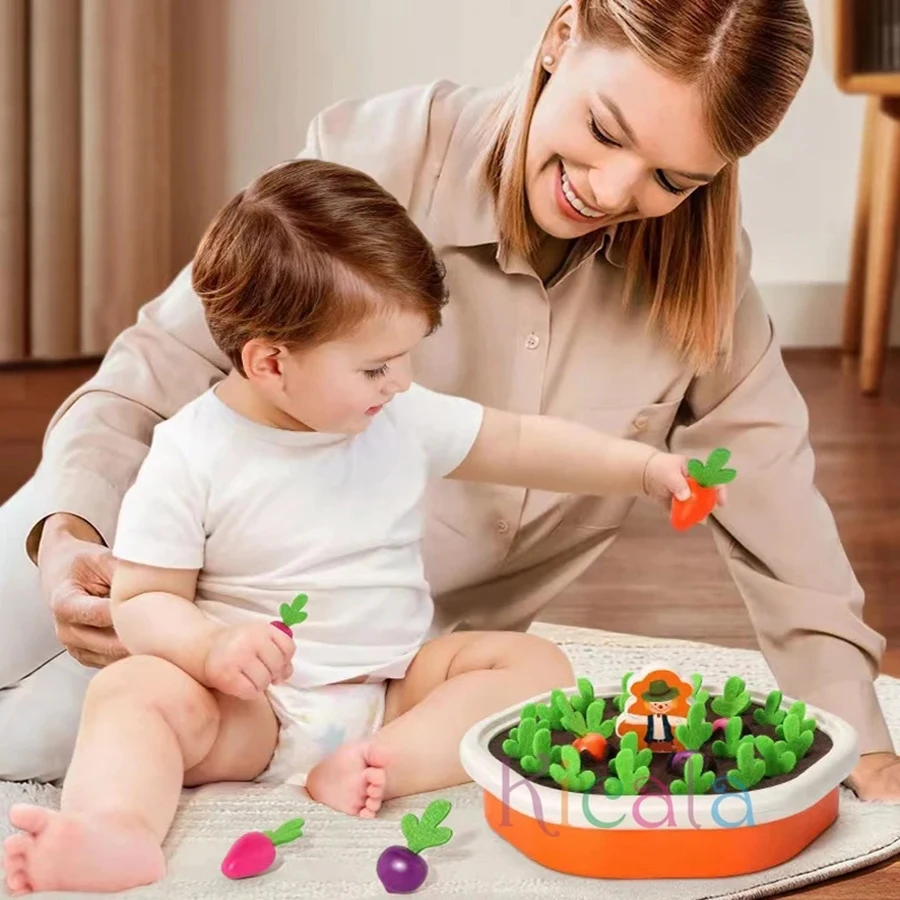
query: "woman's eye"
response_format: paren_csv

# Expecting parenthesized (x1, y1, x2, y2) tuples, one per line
(656, 172, 689, 196)
(589, 114, 689, 196)
(589, 117, 619, 147)
(364, 364, 388, 380)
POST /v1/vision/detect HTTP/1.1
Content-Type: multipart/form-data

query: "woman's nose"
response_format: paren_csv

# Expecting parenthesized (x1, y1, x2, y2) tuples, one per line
(587, 157, 641, 215)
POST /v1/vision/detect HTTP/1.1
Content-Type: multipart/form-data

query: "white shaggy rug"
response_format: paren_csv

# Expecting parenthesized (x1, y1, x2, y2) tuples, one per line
(2, 623, 898, 899)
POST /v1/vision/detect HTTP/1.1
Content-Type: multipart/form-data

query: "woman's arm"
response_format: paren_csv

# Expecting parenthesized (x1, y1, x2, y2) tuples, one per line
(111, 561, 221, 686)
(27, 265, 230, 561)
(669, 228, 891, 758)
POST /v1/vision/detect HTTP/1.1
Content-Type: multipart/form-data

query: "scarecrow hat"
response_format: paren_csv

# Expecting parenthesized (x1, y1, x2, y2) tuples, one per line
(642, 679, 679, 702)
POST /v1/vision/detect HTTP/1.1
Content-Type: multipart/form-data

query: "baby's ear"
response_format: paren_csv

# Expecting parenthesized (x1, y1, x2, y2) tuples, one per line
(242, 340, 284, 381)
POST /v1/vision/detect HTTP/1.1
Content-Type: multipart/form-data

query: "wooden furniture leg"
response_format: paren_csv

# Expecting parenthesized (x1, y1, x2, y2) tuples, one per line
(842, 96, 880, 359)
(860, 97, 900, 395)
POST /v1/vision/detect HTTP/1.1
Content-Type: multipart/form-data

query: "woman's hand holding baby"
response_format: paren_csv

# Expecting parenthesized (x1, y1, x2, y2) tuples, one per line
(203, 621, 295, 699)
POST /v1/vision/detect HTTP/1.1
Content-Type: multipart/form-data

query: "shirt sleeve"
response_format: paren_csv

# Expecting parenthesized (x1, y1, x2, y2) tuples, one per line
(25, 264, 231, 562)
(392, 382, 485, 478)
(667, 227, 892, 756)
(112, 422, 207, 570)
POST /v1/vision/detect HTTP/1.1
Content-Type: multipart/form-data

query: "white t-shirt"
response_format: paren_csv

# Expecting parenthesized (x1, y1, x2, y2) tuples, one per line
(112, 382, 485, 686)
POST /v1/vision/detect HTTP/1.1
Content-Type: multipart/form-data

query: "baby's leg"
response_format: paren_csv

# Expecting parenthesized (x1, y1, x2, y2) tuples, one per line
(306, 632, 572, 808)
(1, 655, 278, 895)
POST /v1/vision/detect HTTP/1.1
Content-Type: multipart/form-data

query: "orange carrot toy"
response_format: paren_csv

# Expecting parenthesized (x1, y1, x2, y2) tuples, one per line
(670, 448, 736, 531)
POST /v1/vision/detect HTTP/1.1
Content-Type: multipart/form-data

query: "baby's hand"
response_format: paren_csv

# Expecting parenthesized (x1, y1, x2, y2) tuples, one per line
(204, 622, 295, 699)
(643, 451, 728, 508)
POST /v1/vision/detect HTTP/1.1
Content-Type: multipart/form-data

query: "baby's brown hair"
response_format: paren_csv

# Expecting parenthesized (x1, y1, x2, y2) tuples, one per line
(192, 159, 448, 375)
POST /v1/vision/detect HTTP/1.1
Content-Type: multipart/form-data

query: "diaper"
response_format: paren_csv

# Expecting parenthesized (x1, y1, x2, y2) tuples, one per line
(257, 681, 387, 787)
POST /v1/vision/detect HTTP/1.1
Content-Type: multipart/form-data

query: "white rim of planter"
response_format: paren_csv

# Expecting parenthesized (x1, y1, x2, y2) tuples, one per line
(459, 684, 860, 830)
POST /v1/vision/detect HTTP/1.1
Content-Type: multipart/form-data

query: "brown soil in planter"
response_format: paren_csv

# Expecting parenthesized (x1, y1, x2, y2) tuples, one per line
(487, 695, 834, 797)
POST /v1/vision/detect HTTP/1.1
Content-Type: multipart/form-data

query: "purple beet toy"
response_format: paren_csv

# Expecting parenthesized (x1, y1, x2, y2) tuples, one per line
(376, 799, 453, 893)
(271, 592, 308, 636)
(221, 817, 304, 879)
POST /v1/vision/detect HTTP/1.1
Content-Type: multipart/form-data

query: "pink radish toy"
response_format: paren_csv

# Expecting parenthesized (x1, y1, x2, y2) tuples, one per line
(221, 817, 305, 879)
(271, 592, 308, 636)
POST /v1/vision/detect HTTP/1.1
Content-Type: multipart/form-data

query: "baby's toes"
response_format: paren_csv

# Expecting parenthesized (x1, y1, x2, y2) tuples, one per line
(363, 795, 383, 816)
(2, 835, 33, 895)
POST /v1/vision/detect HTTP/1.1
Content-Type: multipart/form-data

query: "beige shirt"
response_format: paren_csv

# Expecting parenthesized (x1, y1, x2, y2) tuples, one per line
(27, 80, 891, 755)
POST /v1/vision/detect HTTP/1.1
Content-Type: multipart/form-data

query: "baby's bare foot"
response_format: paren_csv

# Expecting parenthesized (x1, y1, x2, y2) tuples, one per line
(2, 803, 165, 894)
(306, 741, 387, 818)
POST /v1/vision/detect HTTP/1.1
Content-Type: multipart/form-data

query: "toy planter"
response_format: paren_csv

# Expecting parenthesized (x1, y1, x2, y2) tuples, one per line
(459, 666, 859, 880)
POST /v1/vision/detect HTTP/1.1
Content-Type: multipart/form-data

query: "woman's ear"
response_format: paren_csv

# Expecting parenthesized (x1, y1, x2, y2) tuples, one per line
(541, 2, 576, 68)
(241, 339, 285, 385)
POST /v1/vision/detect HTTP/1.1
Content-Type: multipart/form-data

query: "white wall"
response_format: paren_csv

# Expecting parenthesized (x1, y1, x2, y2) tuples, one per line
(222, 0, 899, 346)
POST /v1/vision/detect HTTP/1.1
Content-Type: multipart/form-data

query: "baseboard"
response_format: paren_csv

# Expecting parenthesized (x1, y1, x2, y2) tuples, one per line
(759, 282, 900, 347)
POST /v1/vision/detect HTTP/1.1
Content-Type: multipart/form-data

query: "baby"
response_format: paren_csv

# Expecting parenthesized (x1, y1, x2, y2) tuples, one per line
(2, 159, 721, 895)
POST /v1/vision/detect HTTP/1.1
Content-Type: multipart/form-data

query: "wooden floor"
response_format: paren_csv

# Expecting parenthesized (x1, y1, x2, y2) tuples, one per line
(1, 349, 898, 898)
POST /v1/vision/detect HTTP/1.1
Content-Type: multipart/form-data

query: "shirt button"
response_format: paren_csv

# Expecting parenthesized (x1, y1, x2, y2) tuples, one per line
(496, 520, 510, 534)
(524, 333, 540, 350)
(633, 414, 648, 431)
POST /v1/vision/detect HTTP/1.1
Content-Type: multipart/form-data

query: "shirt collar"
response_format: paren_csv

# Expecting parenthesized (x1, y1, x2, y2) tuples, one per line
(421, 85, 623, 270)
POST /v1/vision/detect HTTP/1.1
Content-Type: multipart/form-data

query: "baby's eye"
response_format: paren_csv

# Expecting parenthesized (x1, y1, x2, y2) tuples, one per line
(363, 364, 389, 380)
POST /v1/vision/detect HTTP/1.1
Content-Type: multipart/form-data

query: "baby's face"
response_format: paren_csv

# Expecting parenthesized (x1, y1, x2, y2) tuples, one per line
(279, 309, 431, 434)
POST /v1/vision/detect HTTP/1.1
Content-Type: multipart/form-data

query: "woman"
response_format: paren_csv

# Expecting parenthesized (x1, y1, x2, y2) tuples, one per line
(1, 0, 897, 798)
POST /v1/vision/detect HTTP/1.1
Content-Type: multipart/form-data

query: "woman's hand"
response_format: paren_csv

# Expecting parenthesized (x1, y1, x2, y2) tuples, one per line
(643, 451, 728, 508)
(37, 513, 128, 668)
(847, 752, 900, 801)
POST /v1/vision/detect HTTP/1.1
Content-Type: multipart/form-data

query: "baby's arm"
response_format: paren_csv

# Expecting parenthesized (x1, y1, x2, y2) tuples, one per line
(449, 407, 690, 501)
(111, 560, 295, 698)
(110, 560, 219, 686)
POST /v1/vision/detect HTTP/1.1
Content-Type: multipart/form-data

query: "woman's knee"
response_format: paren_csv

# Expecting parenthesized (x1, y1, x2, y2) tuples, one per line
(84, 655, 220, 749)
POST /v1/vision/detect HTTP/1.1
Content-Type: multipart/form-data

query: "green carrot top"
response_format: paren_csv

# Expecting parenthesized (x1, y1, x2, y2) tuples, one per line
(279, 593, 309, 627)
(687, 448, 737, 488)
(400, 799, 454, 855)
(262, 817, 305, 846)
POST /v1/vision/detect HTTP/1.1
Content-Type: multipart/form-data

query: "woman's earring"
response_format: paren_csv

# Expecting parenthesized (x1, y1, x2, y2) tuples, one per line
(542, 54, 555, 69)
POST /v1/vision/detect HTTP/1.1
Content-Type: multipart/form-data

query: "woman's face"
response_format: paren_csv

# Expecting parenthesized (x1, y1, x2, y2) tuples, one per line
(525, 37, 729, 240)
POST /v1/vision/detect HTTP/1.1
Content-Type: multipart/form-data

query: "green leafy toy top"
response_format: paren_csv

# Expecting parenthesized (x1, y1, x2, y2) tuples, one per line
(711, 676, 752, 718)
(279, 593, 309, 627)
(675, 697, 714, 751)
(687, 448, 737, 488)
(400, 799, 454, 855)
(754, 690, 787, 727)
(690, 673, 710, 707)
(549, 745, 596, 792)
(614, 672, 633, 713)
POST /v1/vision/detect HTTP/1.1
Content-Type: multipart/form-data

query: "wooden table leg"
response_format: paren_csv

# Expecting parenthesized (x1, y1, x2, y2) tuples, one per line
(860, 97, 900, 395)
(843, 96, 881, 360)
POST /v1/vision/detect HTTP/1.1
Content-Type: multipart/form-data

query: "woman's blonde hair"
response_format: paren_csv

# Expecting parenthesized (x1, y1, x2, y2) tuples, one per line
(481, 0, 813, 371)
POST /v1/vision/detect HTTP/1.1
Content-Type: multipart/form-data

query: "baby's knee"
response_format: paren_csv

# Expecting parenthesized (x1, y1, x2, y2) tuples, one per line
(84, 655, 219, 740)
(515, 633, 573, 684)
(482, 632, 573, 686)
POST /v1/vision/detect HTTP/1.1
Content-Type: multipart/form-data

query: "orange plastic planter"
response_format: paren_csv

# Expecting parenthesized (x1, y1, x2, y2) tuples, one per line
(459, 682, 859, 880)
(483, 787, 838, 879)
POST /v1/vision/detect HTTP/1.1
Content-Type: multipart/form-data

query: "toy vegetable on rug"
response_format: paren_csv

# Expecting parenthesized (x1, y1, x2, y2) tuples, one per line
(271, 592, 308, 635)
(671, 448, 736, 531)
(221, 817, 305, 879)
(376, 799, 454, 893)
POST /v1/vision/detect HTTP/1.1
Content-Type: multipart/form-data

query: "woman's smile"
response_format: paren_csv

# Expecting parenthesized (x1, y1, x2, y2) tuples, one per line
(557, 160, 605, 220)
